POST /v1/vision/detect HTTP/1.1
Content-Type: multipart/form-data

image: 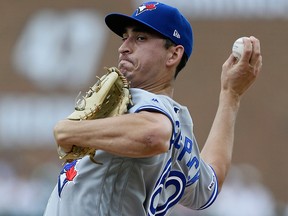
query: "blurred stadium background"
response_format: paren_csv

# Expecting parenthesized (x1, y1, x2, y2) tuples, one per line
(0, 0, 287, 215)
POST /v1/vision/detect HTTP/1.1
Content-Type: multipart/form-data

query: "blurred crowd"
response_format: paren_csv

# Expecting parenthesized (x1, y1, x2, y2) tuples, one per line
(0, 160, 58, 216)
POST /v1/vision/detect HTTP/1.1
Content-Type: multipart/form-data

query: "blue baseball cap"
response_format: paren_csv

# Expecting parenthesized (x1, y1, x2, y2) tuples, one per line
(105, 2, 193, 58)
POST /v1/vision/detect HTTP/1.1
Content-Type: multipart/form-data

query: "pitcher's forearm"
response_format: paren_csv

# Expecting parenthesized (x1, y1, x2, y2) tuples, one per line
(54, 112, 172, 158)
(200, 90, 240, 189)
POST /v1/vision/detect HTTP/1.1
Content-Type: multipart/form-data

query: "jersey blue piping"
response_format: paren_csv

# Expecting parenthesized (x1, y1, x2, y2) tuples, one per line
(134, 105, 175, 131)
(198, 165, 219, 210)
(134, 104, 219, 211)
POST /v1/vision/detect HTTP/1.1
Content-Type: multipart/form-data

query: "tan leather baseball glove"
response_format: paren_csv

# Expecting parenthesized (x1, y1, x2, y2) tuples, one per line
(57, 67, 132, 164)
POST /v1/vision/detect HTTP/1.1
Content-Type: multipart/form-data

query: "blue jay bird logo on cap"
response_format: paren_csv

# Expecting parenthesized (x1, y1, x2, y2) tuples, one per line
(136, 2, 159, 16)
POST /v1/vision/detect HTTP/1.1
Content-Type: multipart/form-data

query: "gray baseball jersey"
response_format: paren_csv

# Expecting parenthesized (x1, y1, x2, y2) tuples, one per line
(44, 88, 218, 216)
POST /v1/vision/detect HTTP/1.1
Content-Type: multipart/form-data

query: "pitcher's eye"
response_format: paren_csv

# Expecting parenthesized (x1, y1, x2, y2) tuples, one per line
(137, 35, 146, 41)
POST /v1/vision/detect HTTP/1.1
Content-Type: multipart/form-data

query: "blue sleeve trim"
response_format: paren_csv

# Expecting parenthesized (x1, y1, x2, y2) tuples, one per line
(198, 165, 219, 210)
(134, 105, 168, 115)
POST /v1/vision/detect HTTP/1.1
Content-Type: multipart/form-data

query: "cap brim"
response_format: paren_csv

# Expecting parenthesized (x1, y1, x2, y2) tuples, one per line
(105, 13, 164, 38)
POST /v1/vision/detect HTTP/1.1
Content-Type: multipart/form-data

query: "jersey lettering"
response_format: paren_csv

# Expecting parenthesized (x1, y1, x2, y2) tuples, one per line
(187, 154, 199, 169)
(169, 121, 201, 191)
(177, 136, 193, 161)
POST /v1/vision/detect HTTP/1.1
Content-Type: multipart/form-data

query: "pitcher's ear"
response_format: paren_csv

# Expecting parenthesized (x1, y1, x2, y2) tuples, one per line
(166, 45, 184, 66)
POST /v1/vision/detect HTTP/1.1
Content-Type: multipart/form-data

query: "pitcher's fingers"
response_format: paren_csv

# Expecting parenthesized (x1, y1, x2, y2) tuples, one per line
(249, 36, 261, 67)
(253, 55, 263, 76)
(241, 37, 253, 63)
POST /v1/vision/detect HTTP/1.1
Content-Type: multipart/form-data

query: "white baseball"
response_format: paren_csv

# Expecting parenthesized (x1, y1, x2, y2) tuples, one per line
(232, 37, 249, 60)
